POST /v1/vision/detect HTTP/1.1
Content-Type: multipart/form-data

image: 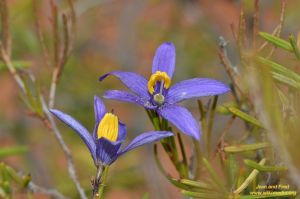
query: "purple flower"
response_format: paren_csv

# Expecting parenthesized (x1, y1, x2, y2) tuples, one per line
(99, 42, 230, 140)
(50, 96, 173, 166)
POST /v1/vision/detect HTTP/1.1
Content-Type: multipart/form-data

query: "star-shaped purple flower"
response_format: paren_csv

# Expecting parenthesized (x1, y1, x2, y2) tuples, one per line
(99, 42, 230, 140)
(50, 96, 173, 166)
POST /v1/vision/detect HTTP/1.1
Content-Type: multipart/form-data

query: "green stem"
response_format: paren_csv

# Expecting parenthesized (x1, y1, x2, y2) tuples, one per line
(98, 166, 109, 199)
(147, 109, 188, 178)
(93, 165, 109, 199)
(206, 96, 218, 156)
(193, 139, 203, 179)
(177, 133, 188, 176)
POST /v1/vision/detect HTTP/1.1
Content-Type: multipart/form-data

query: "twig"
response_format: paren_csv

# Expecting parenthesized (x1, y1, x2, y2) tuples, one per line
(218, 37, 244, 98)
(253, 0, 259, 50)
(41, 97, 88, 199)
(28, 182, 70, 199)
(0, 0, 11, 56)
(0, 43, 25, 93)
(237, 8, 247, 58)
(51, 0, 60, 66)
(48, 2, 75, 109)
(266, 0, 286, 58)
(0, 1, 86, 198)
(258, 0, 286, 53)
(33, 0, 52, 68)
(214, 115, 236, 161)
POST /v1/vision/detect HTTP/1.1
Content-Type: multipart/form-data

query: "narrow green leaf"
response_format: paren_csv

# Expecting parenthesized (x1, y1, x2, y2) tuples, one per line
(226, 154, 239, 187)
(259, 32, 293, 52)
(257, 56, 300, 89)
(0, 146, 27, 158)
(289, 34, 300, 59)
(272, 72, 300, 89)
(202, 158, 228, 194)
(244, 159, 287, 172)
(258, 56, 300, 82)
(4, 165, 23, 185)
(234, 158, 266, 195)
(0, 61, 31, 71)
(179, 179, 211, 190)
(181, 190, 222, 199)
(224, 142, 270, 153)
(227, 107, 263, 128)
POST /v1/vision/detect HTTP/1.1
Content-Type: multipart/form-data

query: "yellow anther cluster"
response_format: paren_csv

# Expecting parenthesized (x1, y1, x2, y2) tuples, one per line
(147, 71, 171, 94)
(97, 113, 118, 141)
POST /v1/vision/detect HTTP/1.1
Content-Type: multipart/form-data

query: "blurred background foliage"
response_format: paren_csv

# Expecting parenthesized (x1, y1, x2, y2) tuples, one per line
(2, 0, 300, 198)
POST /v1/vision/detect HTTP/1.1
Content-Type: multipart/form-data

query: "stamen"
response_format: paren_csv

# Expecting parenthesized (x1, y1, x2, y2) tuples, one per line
(147, 71, 171, 94)
(97, 113, 118, 141)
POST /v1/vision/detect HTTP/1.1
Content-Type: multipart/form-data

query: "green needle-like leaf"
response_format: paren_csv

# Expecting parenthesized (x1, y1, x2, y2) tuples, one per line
(179, 179, 211, 190)
(244, 159, 287, 172)
(259, 32, 293, 52)
(227, 107, 263, 128)
(257, 56, 300, 89)
(0, 146, 27, 158)
(289, 34, 300, 59)
(181, 190, 222, 199)
(202, 158, 228, 195)
(224, 142, 270, 153)
(0, 61, 31, 71)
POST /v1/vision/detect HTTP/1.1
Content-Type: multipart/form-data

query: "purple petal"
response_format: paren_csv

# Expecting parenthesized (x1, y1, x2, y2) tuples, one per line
(103, 90, 156, 109)
(96, 138, 122, 165)
(117, 122, 127, 141)
(166, 78, 230, 104)
(118, 131, 173, 155)
(152, 42, 176, 78)
(94, 96, 106, 124)
(157, 105, 201, 140)
(50, 109, 96, 160)
(99, 71, 150, 100)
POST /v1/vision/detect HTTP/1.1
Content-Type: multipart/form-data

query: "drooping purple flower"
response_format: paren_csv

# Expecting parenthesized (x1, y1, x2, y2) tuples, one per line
(50, 96, 173, 166)
(99, 42, 230, 140)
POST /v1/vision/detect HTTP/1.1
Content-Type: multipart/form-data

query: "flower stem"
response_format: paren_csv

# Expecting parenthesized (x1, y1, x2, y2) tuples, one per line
(146, 109, 188, 178)
(93, 165, 109, 199)
(206, 96, 218, 156)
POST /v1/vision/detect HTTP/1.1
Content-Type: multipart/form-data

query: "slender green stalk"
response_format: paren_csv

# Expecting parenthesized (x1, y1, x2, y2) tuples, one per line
(147, 109, 188, 178)
(206, 96, 218, 156)
(193, 139, 203, 179)
(93, 165, 109, 199)
(97, 166, 109, 199)
(177, 133, 188, 170)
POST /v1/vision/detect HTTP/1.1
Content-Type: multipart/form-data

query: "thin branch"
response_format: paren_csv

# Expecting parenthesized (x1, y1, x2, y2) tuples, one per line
(253, 0, 259, 50)
(214, 115, 236, 161)
(51, 0, 60, 66)
(0, 43, 25, 93)
(0, 0, 11, 56)
(0, 1, 86, 198)
(218, 37, 244, 98)
(49, 2, 75, 109)
(33, 0, 52, 68)
(266, 0, 286, 58)
(28, 182, 70, 199)
(41, 97, 88, 199)
(258, 0, 286, 53)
